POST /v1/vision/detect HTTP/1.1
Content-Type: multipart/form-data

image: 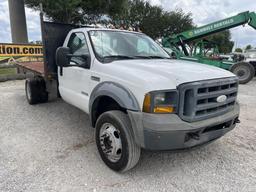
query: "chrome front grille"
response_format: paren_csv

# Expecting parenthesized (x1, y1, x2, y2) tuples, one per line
(178, 77, 238, 122)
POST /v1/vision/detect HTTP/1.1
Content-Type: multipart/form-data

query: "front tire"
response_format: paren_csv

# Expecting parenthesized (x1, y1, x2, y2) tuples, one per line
(230, 62, 255, 84)
(95, 110, 141, 172)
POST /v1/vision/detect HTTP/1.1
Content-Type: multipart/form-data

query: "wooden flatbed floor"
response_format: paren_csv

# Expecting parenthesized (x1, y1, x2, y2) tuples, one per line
(15, 62, 44, 75)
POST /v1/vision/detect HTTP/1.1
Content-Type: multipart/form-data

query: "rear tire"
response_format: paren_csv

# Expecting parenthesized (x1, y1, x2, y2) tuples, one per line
(25, 78, 38, 105)
(25, 78, 48, 105)
(95, 110, 141, 172)
(230, 62, 255, 84)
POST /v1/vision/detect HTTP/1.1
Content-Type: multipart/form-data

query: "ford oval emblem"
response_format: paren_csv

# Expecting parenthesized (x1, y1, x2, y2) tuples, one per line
(216, 95, 227, 103)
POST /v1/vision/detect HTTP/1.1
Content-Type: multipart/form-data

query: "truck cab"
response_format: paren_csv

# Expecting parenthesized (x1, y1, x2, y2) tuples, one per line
(24, 24, 240, 172)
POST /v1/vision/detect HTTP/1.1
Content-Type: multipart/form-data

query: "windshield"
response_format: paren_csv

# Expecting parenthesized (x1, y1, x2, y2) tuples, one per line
(88, 30, 170, 62)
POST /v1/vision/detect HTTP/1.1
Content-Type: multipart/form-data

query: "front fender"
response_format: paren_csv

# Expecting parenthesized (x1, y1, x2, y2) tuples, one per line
(89, 81, 140, 114)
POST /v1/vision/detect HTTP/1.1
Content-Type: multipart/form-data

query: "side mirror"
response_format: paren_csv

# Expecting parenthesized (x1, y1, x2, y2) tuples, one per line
(79, 54, 91, 68)
(56, 47, 70, 67)
(67, 54, 91, 69)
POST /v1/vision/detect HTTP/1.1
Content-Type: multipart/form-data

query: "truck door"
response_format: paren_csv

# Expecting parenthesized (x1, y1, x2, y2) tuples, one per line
(58, 32, 91, 113)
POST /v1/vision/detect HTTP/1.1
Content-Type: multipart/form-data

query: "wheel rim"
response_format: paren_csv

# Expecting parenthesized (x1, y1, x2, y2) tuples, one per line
(99, 123, 122, 163)
(26, 82, 32, 101)
(233, 65, 250, 82)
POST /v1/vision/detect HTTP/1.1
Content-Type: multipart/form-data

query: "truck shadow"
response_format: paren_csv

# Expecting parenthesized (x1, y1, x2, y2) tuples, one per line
(134, 142, 221, 173)
(22, 96, 230, 175)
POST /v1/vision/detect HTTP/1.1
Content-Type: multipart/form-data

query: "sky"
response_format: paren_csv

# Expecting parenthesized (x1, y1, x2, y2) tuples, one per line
(0, 0, 255, 48)
(0, 0, 41, 43)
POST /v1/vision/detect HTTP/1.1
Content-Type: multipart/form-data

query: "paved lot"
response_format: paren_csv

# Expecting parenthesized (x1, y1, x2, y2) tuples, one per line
(0, 80, 256, 192)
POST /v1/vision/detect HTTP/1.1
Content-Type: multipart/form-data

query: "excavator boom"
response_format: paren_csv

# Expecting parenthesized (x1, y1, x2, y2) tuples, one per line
(248, 12, 256, 29)
(164, 11, 256, 46)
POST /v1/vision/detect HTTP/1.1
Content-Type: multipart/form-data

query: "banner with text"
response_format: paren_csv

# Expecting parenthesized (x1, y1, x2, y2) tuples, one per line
(0, 43, 43, 57)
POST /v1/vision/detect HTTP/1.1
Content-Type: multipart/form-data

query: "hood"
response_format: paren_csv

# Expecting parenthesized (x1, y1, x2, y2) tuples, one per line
(99, 59, 235, 91)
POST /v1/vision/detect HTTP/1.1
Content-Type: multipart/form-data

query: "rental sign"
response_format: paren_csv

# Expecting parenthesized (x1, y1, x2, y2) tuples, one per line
(0, 43, 43, 57)
(190, 18, 235, 36)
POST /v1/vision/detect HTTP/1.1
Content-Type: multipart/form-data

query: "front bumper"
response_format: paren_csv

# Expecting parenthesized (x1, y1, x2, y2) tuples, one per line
(128, 104, 240, 150)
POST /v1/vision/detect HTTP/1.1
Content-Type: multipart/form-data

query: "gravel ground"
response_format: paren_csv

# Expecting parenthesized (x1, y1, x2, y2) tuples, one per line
(0, 79, 256, 192)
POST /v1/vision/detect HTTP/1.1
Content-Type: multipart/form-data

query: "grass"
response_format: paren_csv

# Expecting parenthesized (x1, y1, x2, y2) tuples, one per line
(0, 68, 16, 76)
(0, 57, 16, 76)
(0, 57, 10, 61)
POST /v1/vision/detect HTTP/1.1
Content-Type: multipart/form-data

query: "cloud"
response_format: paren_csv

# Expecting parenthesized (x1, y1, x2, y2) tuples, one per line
(0, 0, 11, 42)
(0, 0, 41, 43)
(25, 7, 41, 42)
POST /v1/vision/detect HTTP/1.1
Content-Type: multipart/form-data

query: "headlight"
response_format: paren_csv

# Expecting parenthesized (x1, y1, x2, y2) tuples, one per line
(142, 90, 178, 113)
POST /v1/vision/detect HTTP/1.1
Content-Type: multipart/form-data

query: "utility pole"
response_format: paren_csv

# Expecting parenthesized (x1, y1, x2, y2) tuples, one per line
(8, 0, 28, 43)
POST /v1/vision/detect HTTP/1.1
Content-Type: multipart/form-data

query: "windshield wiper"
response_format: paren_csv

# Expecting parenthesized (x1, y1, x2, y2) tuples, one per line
(148, 55, 170, 59)
(103, 55, 136, 62)
(102, 55, 170, 62)
(133, 55, 170, 59)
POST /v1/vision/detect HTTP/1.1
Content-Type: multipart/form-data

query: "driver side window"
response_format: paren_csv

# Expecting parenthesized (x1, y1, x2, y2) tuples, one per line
(67, 32, 90, 67)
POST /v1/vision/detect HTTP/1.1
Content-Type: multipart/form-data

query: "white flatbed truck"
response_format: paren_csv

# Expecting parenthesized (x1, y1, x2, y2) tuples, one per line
(17, 16, 240, 172)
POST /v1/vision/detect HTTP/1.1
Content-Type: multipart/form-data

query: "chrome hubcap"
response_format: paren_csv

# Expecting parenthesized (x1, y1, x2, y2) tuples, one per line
(99, 123, 122, 162)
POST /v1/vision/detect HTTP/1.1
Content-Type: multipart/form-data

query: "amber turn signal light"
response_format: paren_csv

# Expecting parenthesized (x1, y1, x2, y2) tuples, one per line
(153, 106, 174, 113)
(142, 93, 151, 113)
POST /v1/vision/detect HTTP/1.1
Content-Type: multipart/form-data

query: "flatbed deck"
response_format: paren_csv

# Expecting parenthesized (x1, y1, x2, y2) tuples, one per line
(15, 62, 44, 75)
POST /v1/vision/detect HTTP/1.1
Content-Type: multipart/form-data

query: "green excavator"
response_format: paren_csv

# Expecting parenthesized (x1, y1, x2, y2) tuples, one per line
(162, 11, 256, 84)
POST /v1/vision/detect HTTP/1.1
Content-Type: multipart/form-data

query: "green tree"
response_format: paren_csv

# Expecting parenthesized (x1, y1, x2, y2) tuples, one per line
(141, 8, 193, 39)
(25, 0, 193, 39)
(245, 44, 252, 50)
(118, 0, 193, 39)
(203, 30, 234, 54)
(25, 0, 127, 23)
(235, 48, 243, 53)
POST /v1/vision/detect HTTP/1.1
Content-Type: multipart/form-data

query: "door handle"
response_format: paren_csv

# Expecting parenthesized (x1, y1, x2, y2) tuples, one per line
(91, 76, 100, 82)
